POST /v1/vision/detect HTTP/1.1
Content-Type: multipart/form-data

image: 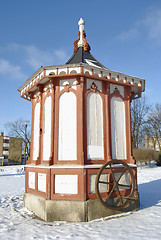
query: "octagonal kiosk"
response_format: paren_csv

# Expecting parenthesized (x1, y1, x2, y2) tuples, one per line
(18, 18, 145, 222)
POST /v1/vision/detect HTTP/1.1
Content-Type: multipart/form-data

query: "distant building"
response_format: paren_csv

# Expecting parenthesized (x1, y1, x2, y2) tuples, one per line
(0, 132, 22, 165)
(145, 135, 161, 151)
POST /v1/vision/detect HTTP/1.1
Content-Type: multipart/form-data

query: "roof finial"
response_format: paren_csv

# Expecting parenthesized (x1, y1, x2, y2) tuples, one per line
(73, 18, 91, 53)
(78, 18, 85, 47)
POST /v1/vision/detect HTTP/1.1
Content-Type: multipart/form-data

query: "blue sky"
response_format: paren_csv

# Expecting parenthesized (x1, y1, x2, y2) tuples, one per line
(0, 0, 161, 132)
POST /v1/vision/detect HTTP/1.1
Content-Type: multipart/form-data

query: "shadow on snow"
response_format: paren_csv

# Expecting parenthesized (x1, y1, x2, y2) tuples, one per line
(138, 179, 161, 209)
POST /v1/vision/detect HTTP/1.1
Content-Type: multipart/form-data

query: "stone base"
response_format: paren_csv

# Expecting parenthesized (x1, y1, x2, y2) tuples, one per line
(23, 193, 140, 222)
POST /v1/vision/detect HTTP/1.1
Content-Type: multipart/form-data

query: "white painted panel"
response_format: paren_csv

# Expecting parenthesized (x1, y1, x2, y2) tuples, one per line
(87, 146, 104, 159)
(38, 173, 46, 192)
(29, 172, 35, 189)
(111, 97, 127, 159)
(33, 102, 40, 160)
(87, 79, 102, 92)
(43, 96, 51, 161)
(87, 92, 104, 160)
(114, 172, 130, 190)
(89, 174, 108, 193)
(55, 175, 78, 194)
(58, 92, 77, 160)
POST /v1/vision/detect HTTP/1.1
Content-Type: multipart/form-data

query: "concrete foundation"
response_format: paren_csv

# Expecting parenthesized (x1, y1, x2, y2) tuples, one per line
(23, 192, 140, 222)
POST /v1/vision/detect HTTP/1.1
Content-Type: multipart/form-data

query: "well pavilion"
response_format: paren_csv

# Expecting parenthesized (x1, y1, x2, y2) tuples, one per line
(18, 18, 144, 222)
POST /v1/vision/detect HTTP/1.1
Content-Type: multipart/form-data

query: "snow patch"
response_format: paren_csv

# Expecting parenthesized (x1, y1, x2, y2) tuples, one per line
(0, 164, 161, 239)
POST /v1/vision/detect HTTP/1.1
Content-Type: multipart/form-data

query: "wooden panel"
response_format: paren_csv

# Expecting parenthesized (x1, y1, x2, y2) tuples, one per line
(58, 92, 77, 160)
(43, 96, 51, 160)
(87, 92, 104, 160)
(33, 102, 40, 160)
(111, 97, 127, 159)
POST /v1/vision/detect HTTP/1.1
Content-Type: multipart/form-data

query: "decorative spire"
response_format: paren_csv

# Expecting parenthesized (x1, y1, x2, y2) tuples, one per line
(78, 18, 85, 47)
(73, 18, 91, 53)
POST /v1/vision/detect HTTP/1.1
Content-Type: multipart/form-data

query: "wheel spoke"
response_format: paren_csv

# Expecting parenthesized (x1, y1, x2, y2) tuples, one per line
(115, 194, 124, 201)
(107, 182, 117, 199)
(109, 164, 116, 182)
(116, 167, 127, 183)
(115, 183, 124, 205)
(98, 180, 110, 185)
(115, 195, 126, 207)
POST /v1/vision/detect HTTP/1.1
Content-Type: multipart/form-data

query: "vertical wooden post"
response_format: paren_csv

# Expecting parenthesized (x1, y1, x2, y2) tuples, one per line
(106, 83, 112, 161)
(27, 93, 34, 164)
(77, 76, 85, 165)
(49, 80, 55, 165)
(36, 85, 43, 165)
(124, 86, 135, 164)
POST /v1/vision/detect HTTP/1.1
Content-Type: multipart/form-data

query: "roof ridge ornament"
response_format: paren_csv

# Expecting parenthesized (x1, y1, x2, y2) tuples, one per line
(73, 18, 91, 53)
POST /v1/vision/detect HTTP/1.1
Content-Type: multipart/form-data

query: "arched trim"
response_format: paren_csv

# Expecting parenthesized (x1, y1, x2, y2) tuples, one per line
(70, 70, 77, 74)
(49, 72, 55, 75)
(59, 71, 66, 75)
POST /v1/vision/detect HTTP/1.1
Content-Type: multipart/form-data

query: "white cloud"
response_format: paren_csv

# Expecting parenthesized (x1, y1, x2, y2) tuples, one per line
(24, 45, 54, 68)
(117, 27, 139, 41)
(143, 7, 161, 44)
(0, 58, 26, 80)
(54, 50, 67, 61)
(117, 6, 161, 45)
(7, 43, 67, 69)
(0, 44, 67, 81)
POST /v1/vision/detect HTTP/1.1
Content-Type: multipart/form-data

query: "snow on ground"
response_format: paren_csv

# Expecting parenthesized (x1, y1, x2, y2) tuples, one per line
(0, 163, 161, 239)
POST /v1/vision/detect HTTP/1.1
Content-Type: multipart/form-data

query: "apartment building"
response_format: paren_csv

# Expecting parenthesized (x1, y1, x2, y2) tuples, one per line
(0, 132, 22, 165)
(145, 135, 161, 152)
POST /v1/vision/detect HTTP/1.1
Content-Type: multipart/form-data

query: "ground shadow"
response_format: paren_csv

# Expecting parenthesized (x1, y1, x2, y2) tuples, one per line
(138, 179, 161, 209)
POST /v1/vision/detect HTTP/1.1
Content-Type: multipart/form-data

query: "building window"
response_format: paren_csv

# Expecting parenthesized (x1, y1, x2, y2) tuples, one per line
(3, 147, 9, 151)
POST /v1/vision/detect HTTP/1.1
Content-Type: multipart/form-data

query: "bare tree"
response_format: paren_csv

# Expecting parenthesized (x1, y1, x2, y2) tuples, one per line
(4, 119, 31, 155)
(145, 104, 161, 151)
(131, 95, 151, 148)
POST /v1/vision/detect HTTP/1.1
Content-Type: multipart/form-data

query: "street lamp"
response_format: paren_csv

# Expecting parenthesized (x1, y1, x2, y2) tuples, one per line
(24, 120, 30, 165)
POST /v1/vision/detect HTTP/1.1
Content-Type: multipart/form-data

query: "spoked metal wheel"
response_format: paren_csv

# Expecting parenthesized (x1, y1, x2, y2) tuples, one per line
(95, 160, 135, 210)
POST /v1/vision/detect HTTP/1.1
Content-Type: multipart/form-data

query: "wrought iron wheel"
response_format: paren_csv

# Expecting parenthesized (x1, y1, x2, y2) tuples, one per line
(95, 160, 135, 210)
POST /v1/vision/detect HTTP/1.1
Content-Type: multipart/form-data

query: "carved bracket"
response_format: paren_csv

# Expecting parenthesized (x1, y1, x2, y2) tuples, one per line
(91, 82, 97, 92)
(73, 31, 80, 52)
(64, 84, 71, 92)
